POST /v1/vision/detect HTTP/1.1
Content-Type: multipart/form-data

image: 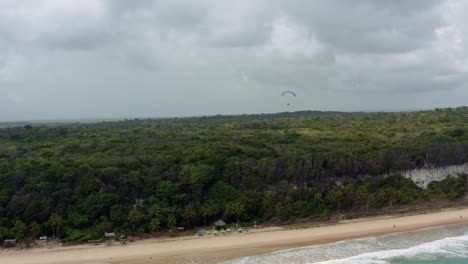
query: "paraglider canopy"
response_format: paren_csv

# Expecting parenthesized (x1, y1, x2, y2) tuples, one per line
(282, 91, 296, 97)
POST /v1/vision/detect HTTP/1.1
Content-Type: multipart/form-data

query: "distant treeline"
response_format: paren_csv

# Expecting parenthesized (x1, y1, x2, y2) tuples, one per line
(0, 107, 467, 243)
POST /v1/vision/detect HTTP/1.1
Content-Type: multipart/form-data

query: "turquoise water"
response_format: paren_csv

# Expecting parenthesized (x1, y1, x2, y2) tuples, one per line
(222, 225, 468, 264)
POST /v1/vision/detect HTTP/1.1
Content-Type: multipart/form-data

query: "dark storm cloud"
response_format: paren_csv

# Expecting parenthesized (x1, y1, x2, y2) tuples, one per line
(0, 0, 467, 121)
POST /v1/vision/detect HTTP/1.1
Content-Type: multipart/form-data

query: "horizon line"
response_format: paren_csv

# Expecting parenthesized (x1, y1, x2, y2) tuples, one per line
(1, 106, 466, 124)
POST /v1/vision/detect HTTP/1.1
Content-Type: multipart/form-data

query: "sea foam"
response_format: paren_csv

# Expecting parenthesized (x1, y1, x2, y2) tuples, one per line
(312, 234, 468, 264)
(222, 226, 468, 264)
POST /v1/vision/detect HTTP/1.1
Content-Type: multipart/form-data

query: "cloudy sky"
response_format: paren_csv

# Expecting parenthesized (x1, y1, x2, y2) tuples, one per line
(1, 0, 467, 121)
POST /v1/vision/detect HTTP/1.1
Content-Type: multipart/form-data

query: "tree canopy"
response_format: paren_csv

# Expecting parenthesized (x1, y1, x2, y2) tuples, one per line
(0, 107, 466, 242)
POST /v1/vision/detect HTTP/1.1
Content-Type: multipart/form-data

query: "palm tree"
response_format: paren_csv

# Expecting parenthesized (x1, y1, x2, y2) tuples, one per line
(232, 203, 245, 224)
(128, 209, 140, 234)
(224, 204, 234, 223)
(167, 214, 177, 231)
(12, 220, 27, 242)
(262, 193, 276, 218)
(200, 205, 213, 227)
(48, 213, 64, 239)
(148, 205, 162, 219)
(149, 218, 161, 233)
(182, 206, 196, 228)
(29, 221, 41, 240)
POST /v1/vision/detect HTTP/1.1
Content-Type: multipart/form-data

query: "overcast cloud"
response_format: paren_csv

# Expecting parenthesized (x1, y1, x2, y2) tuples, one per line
(1, 0, 467, 121)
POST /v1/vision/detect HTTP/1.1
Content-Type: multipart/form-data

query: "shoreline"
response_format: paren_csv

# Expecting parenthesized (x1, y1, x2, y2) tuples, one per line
(2, 207, 468, 264)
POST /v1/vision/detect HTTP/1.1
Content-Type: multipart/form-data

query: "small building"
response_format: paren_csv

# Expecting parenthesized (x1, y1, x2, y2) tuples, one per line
(214, 220, 227, 230)
(104, 232, 116, 240)
(3, 239, 17, 248)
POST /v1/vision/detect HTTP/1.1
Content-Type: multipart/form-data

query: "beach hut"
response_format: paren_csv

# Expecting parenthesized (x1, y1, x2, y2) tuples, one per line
(214, 220, 227, 230)
(3, 239, 17, 248)
(104, 232, 116, 242)
(105, 232, 116, 238)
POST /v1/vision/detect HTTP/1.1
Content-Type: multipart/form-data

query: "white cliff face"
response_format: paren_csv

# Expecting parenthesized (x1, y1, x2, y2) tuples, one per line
(401, 163, 468, 189)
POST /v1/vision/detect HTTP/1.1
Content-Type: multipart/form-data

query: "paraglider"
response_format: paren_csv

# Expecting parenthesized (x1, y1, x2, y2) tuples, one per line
(282, 91, 296, 106)
(281, 90, 296, 133)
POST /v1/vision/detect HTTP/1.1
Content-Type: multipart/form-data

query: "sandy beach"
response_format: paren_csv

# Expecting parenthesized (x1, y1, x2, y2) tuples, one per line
(2, 208, 468, 264)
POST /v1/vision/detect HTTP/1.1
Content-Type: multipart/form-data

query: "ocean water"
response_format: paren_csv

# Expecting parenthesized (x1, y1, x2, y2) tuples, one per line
(222, 225, 468, 264)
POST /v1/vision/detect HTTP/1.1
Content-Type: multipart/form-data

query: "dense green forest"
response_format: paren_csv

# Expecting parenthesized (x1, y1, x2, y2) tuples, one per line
(0, 107, 467, 244)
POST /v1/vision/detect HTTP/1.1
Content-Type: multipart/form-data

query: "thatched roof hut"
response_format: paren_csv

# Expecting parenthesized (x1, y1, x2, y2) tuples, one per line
(214, 220, 226, 226)
(214, 220, 227, 230)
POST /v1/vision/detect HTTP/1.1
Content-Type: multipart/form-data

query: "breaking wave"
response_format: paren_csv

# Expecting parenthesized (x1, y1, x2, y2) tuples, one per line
(222, 226, 468, 264)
